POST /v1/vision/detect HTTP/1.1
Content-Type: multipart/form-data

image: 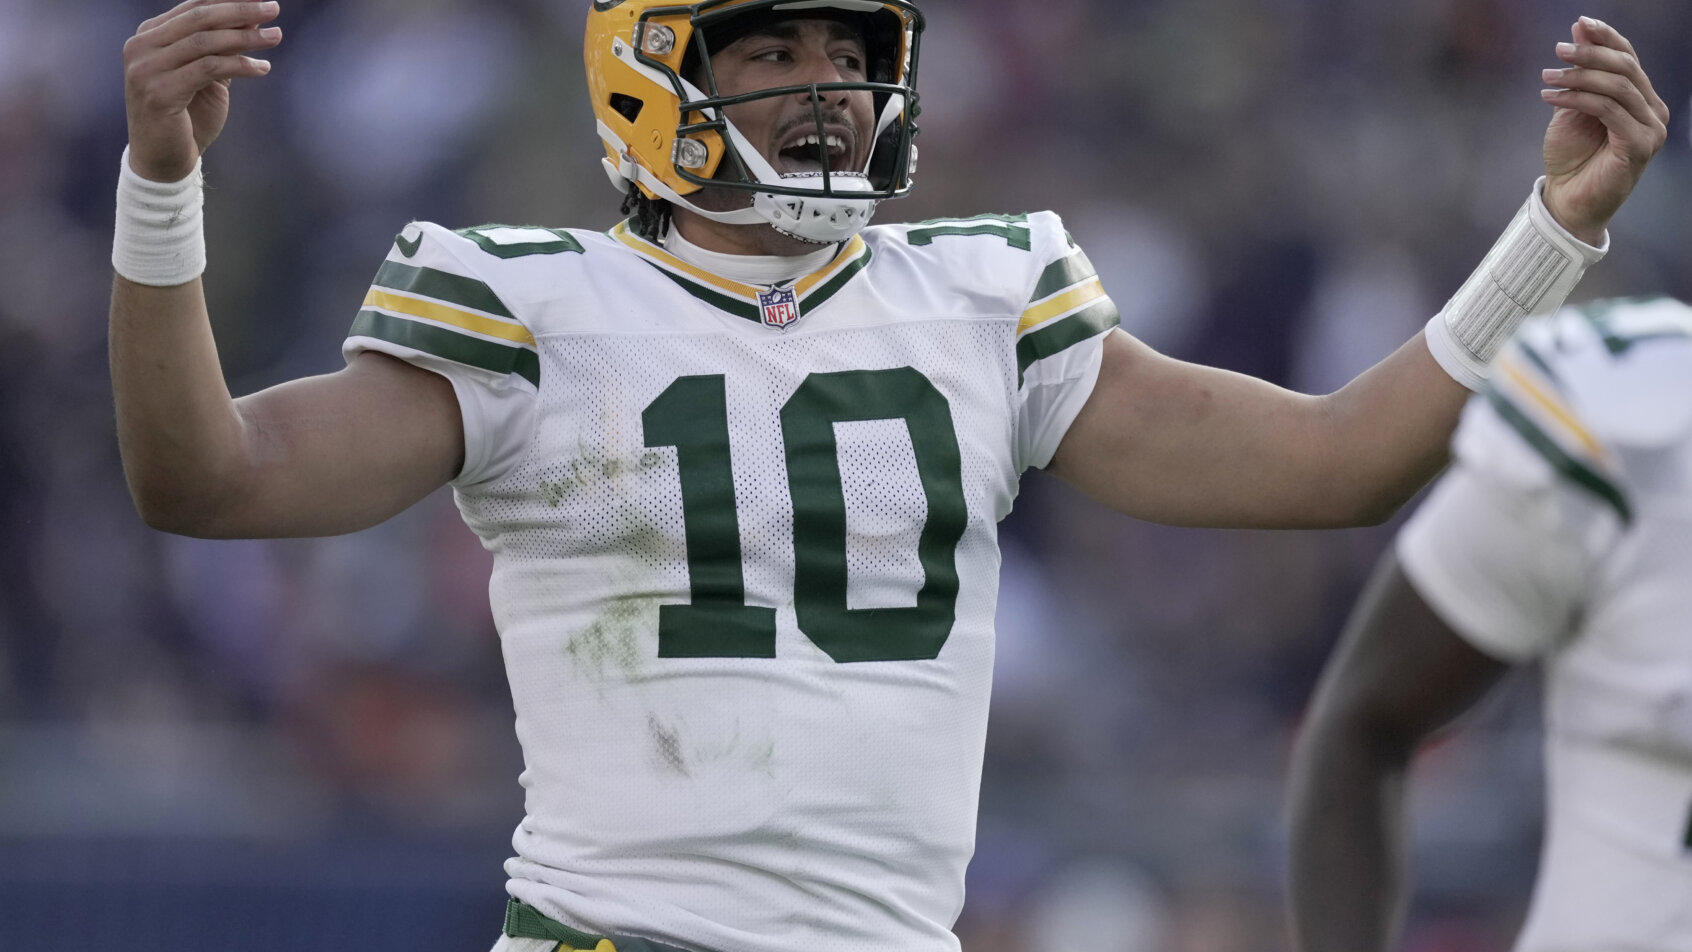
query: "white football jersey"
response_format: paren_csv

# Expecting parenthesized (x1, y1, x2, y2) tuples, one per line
(343, 212, 1116, 952)
(1398, 299, 1692, 952)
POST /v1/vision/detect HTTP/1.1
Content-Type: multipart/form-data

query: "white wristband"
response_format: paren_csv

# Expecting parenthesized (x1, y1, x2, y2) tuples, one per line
(112, 146, 207, 287)
(1424, 177, 1607, 390)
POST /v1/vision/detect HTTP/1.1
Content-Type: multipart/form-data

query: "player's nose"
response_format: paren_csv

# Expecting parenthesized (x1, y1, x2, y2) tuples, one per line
(790, 49, 852, 103)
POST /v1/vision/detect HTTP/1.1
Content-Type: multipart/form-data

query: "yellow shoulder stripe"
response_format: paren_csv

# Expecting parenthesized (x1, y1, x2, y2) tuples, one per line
(1495, 353, 1605, 462)
(363, 289, 536, 347)
(1018, 278, 1107, 334)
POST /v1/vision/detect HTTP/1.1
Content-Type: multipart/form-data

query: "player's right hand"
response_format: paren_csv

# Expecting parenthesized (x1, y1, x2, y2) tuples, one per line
(123, 0, 282, 183)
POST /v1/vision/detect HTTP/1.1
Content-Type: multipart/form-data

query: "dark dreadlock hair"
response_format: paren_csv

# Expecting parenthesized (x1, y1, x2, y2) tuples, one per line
(621, 190, 673, 243)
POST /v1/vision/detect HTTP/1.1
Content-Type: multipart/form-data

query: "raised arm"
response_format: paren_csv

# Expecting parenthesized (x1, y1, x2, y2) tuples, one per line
(112, 1, 463, 539)
(1049, 17, 1666, 529)
(1284, 551, 1509, 952)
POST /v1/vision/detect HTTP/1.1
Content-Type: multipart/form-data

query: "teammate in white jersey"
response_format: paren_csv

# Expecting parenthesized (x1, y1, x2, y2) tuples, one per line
(109, 1, 1667, 950)
(1286, 298, 1692, 952)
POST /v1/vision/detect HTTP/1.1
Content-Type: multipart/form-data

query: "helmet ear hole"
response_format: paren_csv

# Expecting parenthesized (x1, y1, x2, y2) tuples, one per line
(609, 93, 645, 123)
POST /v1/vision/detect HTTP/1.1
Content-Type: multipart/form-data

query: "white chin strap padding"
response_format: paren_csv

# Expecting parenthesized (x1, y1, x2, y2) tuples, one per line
(720, 120, 880, 242)
(755, 173, 879, 244)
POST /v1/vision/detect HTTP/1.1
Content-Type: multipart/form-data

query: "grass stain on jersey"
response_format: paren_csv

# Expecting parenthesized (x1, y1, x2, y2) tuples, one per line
(538, 451, 667, 508)
(564, 597, 650, 681)
(689, 722, 777, 778)
(647, 713, 691, 777)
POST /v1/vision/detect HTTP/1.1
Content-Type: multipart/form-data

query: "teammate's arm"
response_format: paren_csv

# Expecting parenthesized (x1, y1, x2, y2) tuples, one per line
(1049, 17, 1666, 529)
(112, 1, 464, 539)
(1284, 551, 1509, 952)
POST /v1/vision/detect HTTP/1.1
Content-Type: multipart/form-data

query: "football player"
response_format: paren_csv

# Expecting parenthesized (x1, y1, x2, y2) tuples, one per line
(1286, 297, 1692, 952)
(110, 2, 1668, 951)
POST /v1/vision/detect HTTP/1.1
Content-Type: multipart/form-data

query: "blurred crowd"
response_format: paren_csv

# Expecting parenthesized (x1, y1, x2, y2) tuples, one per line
(2, 0, 1689, 949)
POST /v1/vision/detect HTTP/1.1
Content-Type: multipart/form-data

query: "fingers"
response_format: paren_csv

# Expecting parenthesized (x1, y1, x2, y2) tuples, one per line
(1544, 54, 1663, 132)
(138, 0, 279, 39)
(1552, 16, 1671, 126)
(149, 54, 275, 105)
(149, 26, 283, 74)
(133, 2, 281, 57)
(126, 1, 282, 110)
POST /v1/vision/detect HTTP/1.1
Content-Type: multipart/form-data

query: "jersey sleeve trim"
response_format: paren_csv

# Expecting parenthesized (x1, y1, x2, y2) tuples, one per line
(373, 260, 520, 320)
(1028, 246, 1098, 303)
(1484, 371, 1632, 525)
(362, 289, 535, 346)
(1495, 351, 1602, 457)
(352, 248, 541, 389)
(350, 309, 541, 389)
(1015, 294, 1119, 386)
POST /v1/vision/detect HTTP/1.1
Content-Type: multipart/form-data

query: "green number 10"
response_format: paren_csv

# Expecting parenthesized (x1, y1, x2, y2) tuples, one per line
(643, 368, 967, 663)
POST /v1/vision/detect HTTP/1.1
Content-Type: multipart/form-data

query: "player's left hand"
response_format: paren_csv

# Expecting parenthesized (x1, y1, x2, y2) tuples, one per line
(1539, 17, 1668, 245)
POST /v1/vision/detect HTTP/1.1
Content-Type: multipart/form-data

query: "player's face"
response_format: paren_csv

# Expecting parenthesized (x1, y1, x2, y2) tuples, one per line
(707, 18, 876, 179)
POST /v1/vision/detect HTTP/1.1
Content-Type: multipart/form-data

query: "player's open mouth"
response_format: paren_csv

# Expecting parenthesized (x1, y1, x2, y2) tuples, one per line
(776, 130, 855, 175)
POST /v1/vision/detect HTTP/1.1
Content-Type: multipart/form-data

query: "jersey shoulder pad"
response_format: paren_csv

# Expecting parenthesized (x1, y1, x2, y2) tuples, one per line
(873, 211, 1118, 380)
(1467, 299, 1692, 526)
(1555, 297, 1692, 447)
(348, 221, 543, 389)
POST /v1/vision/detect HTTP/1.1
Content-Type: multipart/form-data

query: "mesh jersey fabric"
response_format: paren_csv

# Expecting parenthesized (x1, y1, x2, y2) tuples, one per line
(344, 211, 1116, 952)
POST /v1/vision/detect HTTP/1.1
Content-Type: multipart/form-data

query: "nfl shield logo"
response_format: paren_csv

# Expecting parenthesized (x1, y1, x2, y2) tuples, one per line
(757, 285, 801, 328)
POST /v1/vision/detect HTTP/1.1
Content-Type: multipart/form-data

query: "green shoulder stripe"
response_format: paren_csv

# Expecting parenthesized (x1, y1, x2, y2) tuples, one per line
(1030, 248, 1098, 304)
(1516, 341, 1561, 387)
(1015, 298, 1120, 386)
(373, 261, 514, 318)
(1485, 388, 1631, 524)
(351, 310, 541, 389)
(1579, 296, 1692, 356)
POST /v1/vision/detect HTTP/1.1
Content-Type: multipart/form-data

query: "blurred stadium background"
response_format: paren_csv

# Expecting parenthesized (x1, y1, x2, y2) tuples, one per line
(2, 0, 1689, 949)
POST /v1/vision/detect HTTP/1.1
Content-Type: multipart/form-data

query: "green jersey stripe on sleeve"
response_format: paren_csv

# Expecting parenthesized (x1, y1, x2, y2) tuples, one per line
(373, 261, 515, 319)
(351, 309, 541, 389)
(1484, 388, 1632, 525)
(1015, 298, 1120, 386)
(1029, 249, 1098, 305)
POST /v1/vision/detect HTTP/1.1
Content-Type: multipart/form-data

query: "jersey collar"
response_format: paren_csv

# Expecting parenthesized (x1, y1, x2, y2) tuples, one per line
(610, 220, 872, 327)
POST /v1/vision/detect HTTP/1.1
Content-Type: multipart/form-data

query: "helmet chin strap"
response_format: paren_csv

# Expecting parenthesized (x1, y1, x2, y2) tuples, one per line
(598, 119, 767, 226)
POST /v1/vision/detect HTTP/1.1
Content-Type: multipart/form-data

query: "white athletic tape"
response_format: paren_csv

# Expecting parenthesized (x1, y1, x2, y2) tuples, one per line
(112, 146, 206, 287)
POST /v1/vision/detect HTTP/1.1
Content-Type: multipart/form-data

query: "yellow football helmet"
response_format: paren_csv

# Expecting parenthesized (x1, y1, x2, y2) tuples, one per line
(584, 0, 925, 243)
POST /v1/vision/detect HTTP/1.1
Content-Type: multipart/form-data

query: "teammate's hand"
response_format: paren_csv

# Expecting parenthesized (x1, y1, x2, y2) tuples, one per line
(123, 0, 283, 183)
(1539, 17, 1668, 245)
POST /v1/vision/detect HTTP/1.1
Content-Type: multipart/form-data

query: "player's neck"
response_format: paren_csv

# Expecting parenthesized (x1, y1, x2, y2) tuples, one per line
(670, 207, 833, 259)
(664, 218, 837, 287)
